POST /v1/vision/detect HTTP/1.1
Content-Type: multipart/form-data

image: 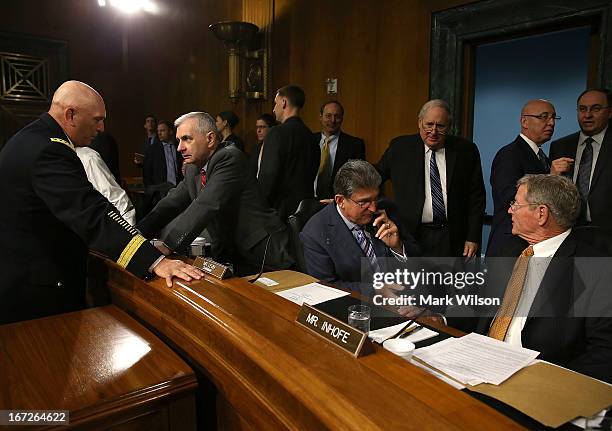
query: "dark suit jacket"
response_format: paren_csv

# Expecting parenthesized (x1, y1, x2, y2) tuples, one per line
(0, 113, 160, 324)
(248, 142, 262, 179)
(224, 133, 245, 152)
(258, 116, 320, 221)
(478, 228, 612, 383)
(550, 128, 612, 229)
(137, 143, 293, 272)
(143, 139, 184, 187)
(313, 131, 366, 198)
(376, 134, 486, 256)
(300, 203, 421, 298)
(487, 136, 548, 257)
(90, 131, 120, 182)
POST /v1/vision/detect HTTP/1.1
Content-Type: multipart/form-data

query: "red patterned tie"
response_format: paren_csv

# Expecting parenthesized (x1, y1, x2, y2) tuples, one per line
(200, 168, 206, 187)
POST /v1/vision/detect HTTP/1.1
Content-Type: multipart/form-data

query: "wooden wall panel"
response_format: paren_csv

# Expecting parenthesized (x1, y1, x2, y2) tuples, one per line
(1, 0, 475, 174)
(0, 0, 241, 177)
(264, 0, 475, 164)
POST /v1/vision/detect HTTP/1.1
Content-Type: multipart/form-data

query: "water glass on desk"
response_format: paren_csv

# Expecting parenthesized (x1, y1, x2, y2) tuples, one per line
(348, 305, 370, 333)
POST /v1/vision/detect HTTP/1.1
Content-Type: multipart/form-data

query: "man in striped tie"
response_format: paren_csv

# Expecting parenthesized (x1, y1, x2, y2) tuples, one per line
(479, 174, 612, 383)
(300, 160, 421, 298)
(550, 88, 612, 229)
(376, 99, 486, 258)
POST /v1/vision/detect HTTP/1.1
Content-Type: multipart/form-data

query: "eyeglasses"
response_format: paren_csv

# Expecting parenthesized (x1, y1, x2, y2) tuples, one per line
(421, 122, 448, 134)
(577, 105, 610, 114)
(522, 113, 561, 121)
(509, 199, 538, 211)
(347, 197, 377, 209)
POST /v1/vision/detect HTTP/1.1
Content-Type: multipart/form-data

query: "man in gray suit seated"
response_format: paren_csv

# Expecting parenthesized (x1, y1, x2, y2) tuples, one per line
(137, 111, 293, 275)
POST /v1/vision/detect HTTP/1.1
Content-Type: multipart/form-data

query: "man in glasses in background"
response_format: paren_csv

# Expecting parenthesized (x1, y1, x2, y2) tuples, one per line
(487, 99, 559, 257)
(376, 99, 485, 258)
(550, 88, 612, 228)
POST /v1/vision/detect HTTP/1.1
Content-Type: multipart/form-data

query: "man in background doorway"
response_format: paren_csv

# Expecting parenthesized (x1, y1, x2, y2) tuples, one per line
(487, 99, 557, 256)
(550, 88, 612, 229)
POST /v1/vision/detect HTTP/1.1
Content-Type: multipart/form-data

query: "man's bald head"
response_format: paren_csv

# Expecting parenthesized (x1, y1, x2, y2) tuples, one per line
(48, 80, 106, 147)
(520, 99, 556, 145)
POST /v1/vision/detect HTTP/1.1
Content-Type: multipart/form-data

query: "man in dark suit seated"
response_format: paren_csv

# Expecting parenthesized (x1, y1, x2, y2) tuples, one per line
(300, 160, 420, 299)
(137, 111, 293, 276)
(257, 85, 320, 221)
(487, 99, 557, 257)
(313, 100, 366, 199)
(550, 88, 612, 229)
(478, 174, 612, 383)
(376, 99, 485, 258)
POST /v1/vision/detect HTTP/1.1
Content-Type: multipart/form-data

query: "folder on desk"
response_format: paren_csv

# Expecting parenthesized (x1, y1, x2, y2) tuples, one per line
(468, 361, 612, 428)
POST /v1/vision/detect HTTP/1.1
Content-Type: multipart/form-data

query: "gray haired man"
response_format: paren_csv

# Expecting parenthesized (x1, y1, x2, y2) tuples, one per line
(137, 111, 293, 275)
(479, 174, 612, 383)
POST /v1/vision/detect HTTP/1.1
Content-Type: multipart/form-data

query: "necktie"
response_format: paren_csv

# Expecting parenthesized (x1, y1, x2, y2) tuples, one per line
(430, 149, 446, 223)
(488, 245, 534, 341)
(537, 148, 550, 172)
(200, 168, 207, 187)
(352, 226, 381, 273)
(163, 143, 177, 185)
(316, 136, 333, 198)
(576, 137, 594, 209)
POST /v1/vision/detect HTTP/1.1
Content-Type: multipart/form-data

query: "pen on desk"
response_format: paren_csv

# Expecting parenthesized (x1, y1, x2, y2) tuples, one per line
(399, 325, 423, 339)
(381, 308, 428, 343)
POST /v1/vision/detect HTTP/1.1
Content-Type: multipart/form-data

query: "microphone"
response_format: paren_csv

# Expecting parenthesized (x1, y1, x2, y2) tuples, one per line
(249, 226, 286, 284)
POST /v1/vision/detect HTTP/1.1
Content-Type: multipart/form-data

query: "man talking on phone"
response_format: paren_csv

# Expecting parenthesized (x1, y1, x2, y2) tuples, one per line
(300, 160, 421, 298)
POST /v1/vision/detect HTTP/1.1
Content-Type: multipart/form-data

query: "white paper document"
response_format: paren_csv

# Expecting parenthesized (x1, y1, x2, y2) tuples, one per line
(413, 332, 540, 386)
(255, 277, 279, 287)
(368, 322, 438, 344)
(275, 282, 350, 306)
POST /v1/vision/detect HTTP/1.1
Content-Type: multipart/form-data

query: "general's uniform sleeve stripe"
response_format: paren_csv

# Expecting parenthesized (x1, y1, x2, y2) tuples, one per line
(107, 210, 138, 234)
(117, 234, 147, 268)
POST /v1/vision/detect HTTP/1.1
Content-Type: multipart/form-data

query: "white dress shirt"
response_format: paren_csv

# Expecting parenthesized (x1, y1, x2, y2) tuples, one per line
(336, 205, 407, 261)
(504, 229, 571, 346)
(519, 133, 542, 156)
(421, 146, 448, 223)
(572, 126, 607, 222)
(76, 147, 136, 226)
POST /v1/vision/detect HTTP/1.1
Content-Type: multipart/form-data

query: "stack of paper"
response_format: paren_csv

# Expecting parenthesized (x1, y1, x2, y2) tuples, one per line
(275, 283, 350, 305)
(414, 333, 539, 385)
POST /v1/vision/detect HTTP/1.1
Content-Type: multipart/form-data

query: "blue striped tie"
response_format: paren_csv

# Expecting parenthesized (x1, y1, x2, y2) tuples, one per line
(430, 149, 446, 223)
(576, 137, 593, 219)
(352, 227, 381, 273)
(537, 148, 550, 172)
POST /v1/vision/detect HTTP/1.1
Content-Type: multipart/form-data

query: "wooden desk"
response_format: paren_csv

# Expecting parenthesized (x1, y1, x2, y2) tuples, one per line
(0, 305, 197, 430)
(90, 254, 525, 430)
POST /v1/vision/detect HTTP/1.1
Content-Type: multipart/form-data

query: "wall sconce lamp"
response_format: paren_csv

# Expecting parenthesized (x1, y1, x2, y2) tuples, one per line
(209, 21, 267, 103)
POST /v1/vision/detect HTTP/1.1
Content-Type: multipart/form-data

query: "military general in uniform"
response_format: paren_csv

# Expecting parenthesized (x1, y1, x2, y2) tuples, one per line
(0, 80, 202, 325)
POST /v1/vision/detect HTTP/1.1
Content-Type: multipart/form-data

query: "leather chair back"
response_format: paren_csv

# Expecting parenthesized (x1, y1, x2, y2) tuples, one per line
(288, 199, 325, 272)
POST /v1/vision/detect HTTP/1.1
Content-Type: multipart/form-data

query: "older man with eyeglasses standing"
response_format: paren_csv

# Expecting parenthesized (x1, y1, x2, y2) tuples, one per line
(487, 99, 559, 257)
(376, 99, 486, 258)
(550, 88, 612, 229)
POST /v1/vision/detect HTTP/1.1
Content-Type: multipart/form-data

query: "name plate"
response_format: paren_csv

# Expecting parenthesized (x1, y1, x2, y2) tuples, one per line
(193, 256, 232, 279)
(296, 303, 370, 357)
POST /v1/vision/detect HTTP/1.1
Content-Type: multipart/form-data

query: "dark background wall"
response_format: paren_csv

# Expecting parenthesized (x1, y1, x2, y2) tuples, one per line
(0, 0, 241, 177)
(0, 0, 472, 176)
